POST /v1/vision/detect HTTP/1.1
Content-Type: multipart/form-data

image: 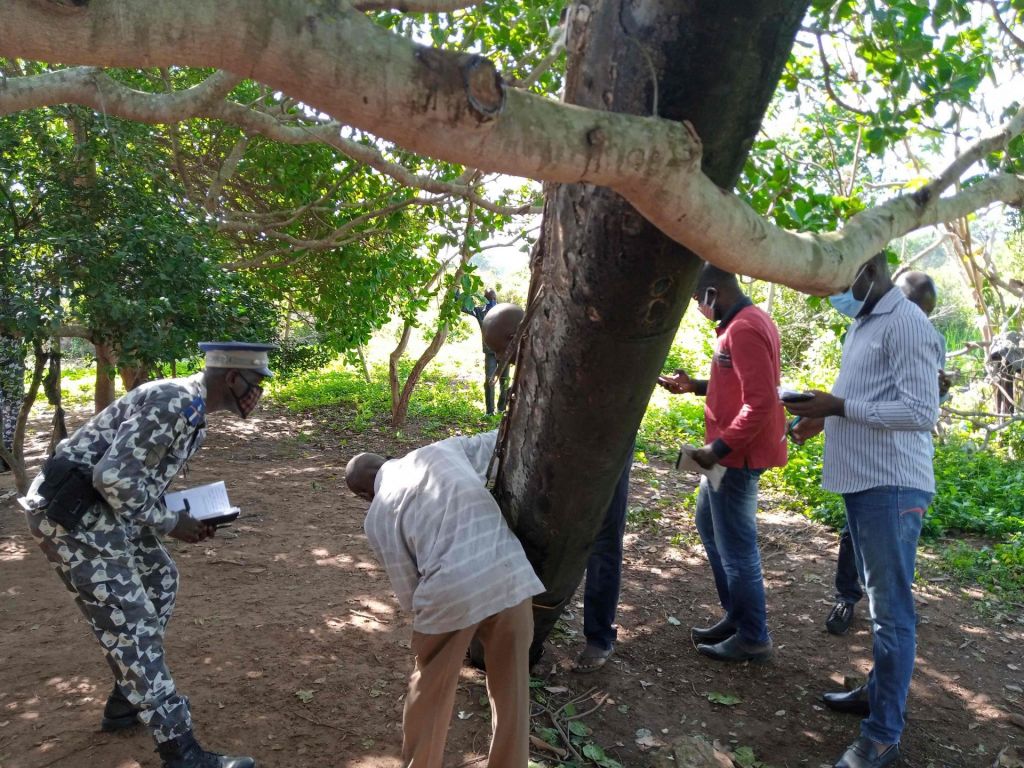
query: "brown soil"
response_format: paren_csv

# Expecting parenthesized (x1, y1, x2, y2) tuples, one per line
(1, 405, 1022, 768)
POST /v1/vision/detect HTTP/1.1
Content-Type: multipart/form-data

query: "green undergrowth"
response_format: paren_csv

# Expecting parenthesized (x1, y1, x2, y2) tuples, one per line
(270, 362, 492, 437)
(637, 396, 1024, 597)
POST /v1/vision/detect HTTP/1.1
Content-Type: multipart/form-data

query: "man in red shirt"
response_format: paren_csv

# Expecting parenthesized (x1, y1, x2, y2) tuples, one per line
(659, 265, 787, 662)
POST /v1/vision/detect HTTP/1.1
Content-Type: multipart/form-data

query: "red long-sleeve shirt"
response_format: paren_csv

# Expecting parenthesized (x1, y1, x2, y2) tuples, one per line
(705, 302, 787, 469)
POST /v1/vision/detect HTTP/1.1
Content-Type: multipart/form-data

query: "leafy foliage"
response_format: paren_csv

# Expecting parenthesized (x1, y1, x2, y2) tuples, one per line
(0, 98, 277, 365)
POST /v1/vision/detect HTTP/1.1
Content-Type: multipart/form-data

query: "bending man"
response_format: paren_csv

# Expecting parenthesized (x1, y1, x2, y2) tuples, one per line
(346, 430, 544, 767)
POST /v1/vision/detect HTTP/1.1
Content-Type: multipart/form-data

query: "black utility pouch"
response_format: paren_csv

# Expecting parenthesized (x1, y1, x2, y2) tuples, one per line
(37, 456, 101, 531)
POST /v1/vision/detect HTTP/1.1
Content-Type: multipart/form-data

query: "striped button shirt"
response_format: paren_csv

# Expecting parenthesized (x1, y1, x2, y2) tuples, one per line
(822, 287, 945, 494)
(364, 431, 544, 635)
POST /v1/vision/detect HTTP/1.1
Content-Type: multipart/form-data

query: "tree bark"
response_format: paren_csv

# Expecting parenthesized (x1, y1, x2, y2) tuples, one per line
(493, 0, 808, 656)
(119, 364, 150, 392)
(94, 342, 117, 413)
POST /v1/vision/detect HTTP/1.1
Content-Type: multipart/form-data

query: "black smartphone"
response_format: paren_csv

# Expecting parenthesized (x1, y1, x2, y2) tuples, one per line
(780, 391, 815, 403)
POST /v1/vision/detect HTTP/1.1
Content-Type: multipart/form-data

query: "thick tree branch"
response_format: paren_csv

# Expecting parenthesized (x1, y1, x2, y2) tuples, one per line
(915, 104, 1024, 203)
(0, 65, 242, 121)
(0, 66, 534, 217)
(1, 0, 1021, 292)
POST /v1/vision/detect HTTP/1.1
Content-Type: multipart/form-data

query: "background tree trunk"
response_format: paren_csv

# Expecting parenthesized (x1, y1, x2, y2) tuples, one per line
(94, 342, 117, 413)
(494, 0, 809, 656)
(119, 364, 149, 392)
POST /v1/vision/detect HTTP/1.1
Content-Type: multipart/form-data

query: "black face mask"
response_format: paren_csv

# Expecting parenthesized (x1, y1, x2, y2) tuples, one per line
(231, 373, 263, 419)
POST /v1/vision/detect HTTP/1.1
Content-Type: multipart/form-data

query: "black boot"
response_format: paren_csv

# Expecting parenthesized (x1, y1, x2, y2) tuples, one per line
(156, 732, 255, 768)
(101, 685, 142, 732)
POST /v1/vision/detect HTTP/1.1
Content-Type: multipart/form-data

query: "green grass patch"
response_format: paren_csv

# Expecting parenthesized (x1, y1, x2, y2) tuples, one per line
(936, 535, 1024, 600)
(270, 362, 493, 437)
(638, 395, 1024, 595)
(636, 396, 704, 460)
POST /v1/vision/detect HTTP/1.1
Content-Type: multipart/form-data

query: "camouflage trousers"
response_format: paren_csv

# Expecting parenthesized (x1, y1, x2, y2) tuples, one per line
(25, 501, 193, 743)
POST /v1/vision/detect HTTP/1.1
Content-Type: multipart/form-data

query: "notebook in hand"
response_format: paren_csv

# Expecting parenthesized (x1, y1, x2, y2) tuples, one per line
(164, 481, 240, 527)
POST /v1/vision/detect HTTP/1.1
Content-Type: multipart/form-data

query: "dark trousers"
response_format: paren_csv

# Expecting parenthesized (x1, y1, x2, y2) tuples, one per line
(835, 525, 864, 604)
(483, 351, 509, 415)
(582, 450, 633, 650)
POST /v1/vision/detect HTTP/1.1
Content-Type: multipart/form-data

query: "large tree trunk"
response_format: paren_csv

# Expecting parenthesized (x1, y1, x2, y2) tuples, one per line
(494, 0, 808, 656)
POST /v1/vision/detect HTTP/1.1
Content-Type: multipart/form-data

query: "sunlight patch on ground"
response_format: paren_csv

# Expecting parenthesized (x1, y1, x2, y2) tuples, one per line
(0, 538, 28, 562)
(310, 547, 356, 568)
(47, 675, 97, 697)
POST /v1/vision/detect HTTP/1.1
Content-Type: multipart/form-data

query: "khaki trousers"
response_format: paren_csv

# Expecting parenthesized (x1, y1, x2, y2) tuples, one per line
(403, 598, 533, 768)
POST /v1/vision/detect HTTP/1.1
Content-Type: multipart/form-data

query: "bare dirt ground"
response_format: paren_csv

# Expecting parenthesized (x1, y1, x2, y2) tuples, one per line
(1, 404, 1022, 768)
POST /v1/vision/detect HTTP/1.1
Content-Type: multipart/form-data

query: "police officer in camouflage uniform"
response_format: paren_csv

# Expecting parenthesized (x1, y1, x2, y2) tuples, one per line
(21, 342, 275, 768)
(0, 332, 25, 472)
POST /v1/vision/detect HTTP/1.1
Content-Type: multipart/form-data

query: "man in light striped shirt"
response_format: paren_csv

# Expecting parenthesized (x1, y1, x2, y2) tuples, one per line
(346, 430, 544, 768)
(787, 253, 945, 768)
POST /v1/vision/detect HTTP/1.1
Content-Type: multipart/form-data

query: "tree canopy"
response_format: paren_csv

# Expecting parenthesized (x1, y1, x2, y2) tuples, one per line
(1, 0, 1021, 295)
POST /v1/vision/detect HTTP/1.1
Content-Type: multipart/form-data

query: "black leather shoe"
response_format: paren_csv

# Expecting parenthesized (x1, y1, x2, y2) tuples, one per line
(823, 685, 870, 716)
(696, 633, 772, 662)
(101, 685, 142, 732)
(690, 617, 737, 645)
(157, 732, 256, 768)
(833, 737, 899, 767)
(826, 601, 856, 635)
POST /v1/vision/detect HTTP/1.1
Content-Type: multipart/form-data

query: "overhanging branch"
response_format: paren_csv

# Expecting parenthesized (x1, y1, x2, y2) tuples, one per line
(1, 0, 1021, 293)
(0, 66, 535, 217)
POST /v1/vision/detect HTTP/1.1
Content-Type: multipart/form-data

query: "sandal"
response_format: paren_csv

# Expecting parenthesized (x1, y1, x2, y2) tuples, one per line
(572, 643, 614, 673)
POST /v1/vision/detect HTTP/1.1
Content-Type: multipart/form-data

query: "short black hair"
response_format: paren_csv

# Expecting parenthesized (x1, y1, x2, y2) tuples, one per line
(695, 264, 739, 294)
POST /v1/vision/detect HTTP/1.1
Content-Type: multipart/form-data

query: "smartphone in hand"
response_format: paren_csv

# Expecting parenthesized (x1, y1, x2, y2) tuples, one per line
(778, 387, 814, 403)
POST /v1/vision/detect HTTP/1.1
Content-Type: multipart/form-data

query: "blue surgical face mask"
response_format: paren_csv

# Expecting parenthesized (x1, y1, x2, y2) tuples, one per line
(829, 266, 872, 318)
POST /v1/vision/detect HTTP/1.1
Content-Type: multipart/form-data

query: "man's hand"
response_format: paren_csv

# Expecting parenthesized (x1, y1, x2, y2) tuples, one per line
(783, 390, 845, 419)
(168, 513, 214, 543)
(657, 369, 693, 395)
(690, 444, 719, 469)
(790, 416, 825, 445)
(938, 370, 953, 399)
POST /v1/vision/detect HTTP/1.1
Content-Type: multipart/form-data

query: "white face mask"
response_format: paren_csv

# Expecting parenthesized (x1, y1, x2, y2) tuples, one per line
(697, 288, 717, 321)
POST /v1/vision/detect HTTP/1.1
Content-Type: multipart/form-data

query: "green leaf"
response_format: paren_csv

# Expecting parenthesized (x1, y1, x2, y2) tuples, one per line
(568, 720, 590, 737)
(582, 743, 606, 760)
(733, 746, 758, 767)
(707, 691, 741, 706)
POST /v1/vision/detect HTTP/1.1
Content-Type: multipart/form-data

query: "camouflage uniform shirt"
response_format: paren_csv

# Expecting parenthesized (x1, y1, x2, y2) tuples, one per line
(26, 374, 208, 533)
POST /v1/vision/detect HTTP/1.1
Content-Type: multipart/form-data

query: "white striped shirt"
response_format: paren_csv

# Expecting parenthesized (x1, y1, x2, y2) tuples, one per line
(822, 286, 945, 494)
(364, 431, 544, 634)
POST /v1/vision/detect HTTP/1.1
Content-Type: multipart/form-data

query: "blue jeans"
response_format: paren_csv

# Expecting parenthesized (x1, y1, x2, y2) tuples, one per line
(694, 467, 769, 645)
(835, 525, 863, 604)
(582, 452, 633, 650)
(843, 486, 931, 745)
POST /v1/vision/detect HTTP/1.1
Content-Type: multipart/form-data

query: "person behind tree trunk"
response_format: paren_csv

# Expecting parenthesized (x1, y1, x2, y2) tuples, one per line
(459, 287, 510, 415)
(0, 332, 26, 473)
(346, 431, 544, 768)
(824, 269, 943, 637)
(481, 302, 635, 673)
(657, 264, 787, 664)
(786, 254, 945, 768)
(20, 341, 276, 768)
